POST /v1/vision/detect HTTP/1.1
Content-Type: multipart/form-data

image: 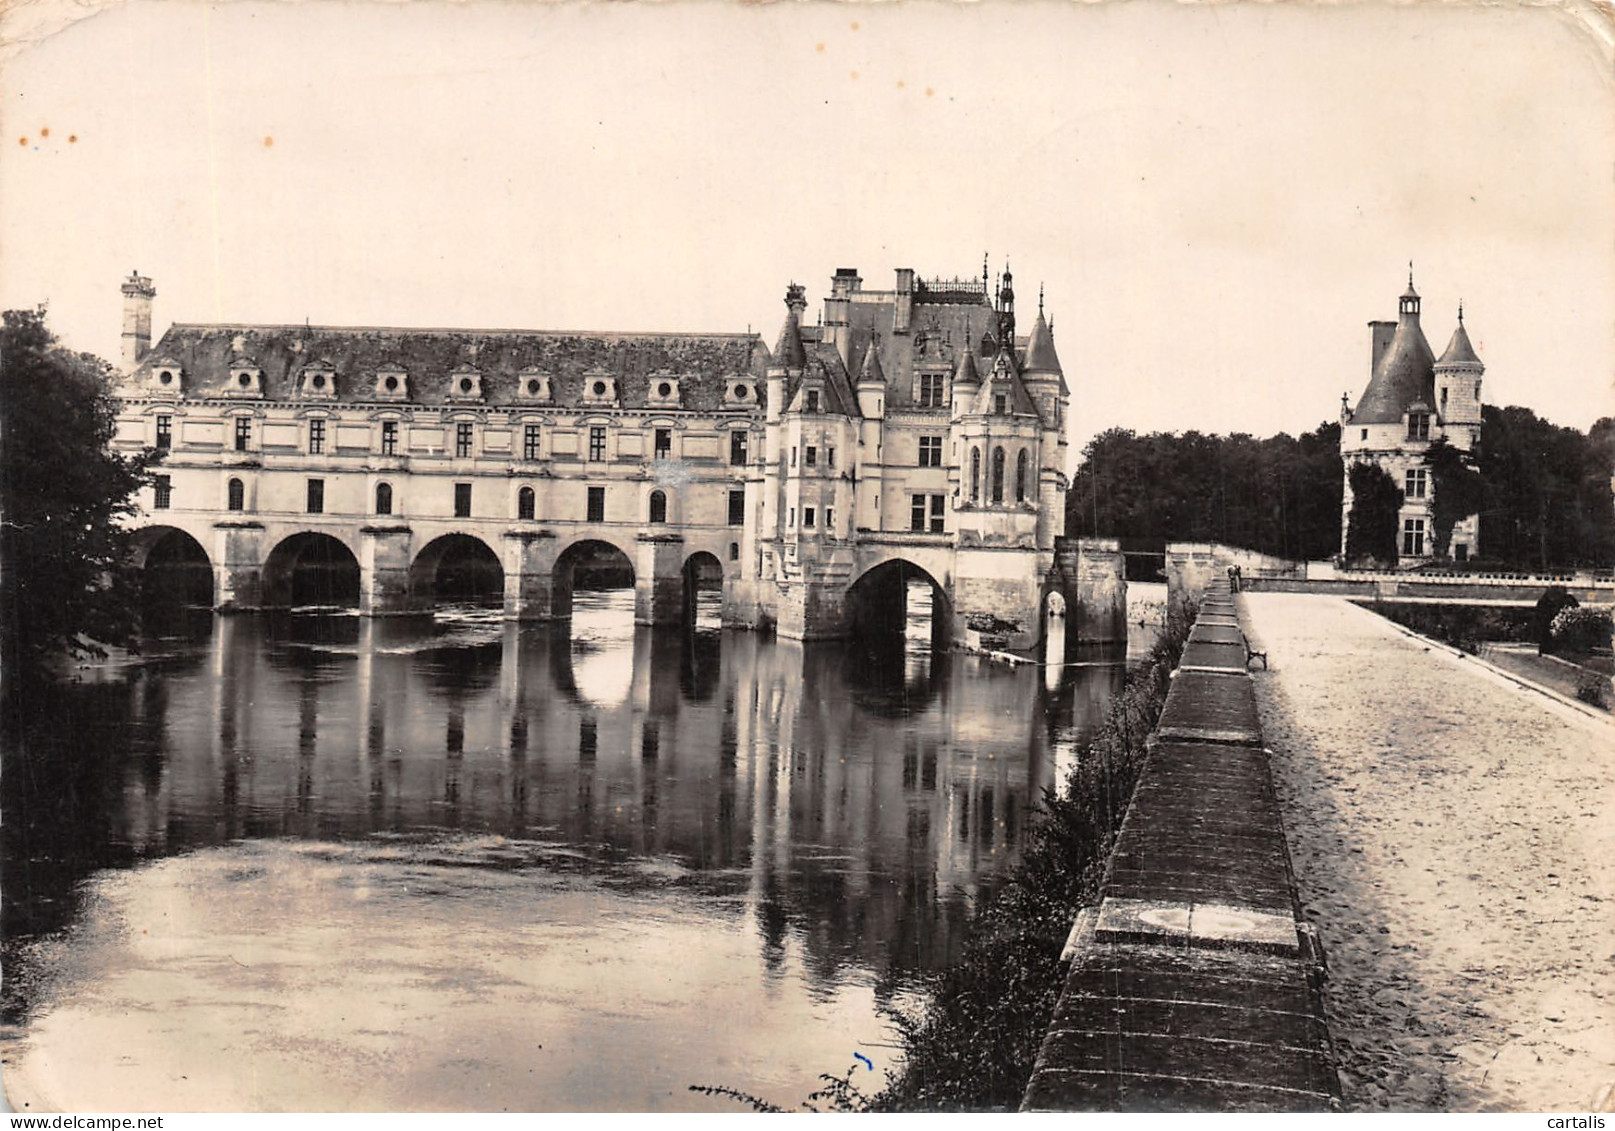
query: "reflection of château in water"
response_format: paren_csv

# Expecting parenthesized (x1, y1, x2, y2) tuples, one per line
(111, 264, 1125, 655)
(28, 609, 1123, 992)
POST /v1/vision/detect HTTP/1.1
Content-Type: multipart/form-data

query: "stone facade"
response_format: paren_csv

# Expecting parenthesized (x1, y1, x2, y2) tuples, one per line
(112, 264, 1119, 650)
(1339, 275, 1484, 566)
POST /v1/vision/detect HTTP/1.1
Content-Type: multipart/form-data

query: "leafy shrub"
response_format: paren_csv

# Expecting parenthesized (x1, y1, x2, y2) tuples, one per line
(1535, 587, 1580, 652)
(1575, 674, 1610, 709)
(1550, 606, 1613, 655)
(1365, 600, 1536, 655)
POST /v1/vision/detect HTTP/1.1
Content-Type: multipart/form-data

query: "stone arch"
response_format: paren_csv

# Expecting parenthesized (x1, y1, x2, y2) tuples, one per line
(648, 488, 669, 524)
(516, 485, 536, 521)
(226, 477, 246, 512)
(409, 533, 505, 606)
(845, 558, 953, 652)
(262, 531, 361, 608)
(681, 549, 725, 627)
(551, 537, 637, 620)
(130, 525, 215, 608)
(375, 481, 394, 516)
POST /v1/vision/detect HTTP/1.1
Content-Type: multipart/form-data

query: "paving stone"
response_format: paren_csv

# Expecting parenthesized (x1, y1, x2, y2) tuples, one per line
(1180, 639, 1249, 671)
(1189, 622, 1246, 645)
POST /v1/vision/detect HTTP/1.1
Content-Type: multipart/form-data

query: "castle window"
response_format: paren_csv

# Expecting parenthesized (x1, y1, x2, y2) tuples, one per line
(991, 446, 1006, 503)
(235, 418, 251, 452)
(454, 482, 472, 518)
(918, 373, 945, 408)
(1407, 412, 1430, 441)
(994, 393, 1008, 415)
(309, 419, 326, 454)
(911, 495, 927, 532)
(654, 428, 672, 460)
(381, 421, 398, 456)
(227, 478, 245, 512)
(729, 542, 739, 562)
(455, 423, 474, 458)
(306, 479, 324, 514)
(918, 436, 942, 468)
(1404, 468, 1428, 500)
(929, 494, 945, 533)
(517, 486, 535, 521)
(789, 507, 796, 528)
(1015, 449, 1029, 502)
(153, 475, 172, 509)
(649, 490, 668, 524)
(730, 430, 749, 466)
(805, 390, 821, 413)
(155, 414, 172, 450)
(587, 486, 606, 523)
(825, 506, 835, 533)
(805, 446, 817, 468)
(1441, 388, 1449, 411)
(524, 425, 541, 461)
(1360, 428, 1368, 441)
(1402, 517, 1426, 556)
(803, 506, 815, 528)
(376, 482, 393, 516)
(589, 427, 607, 462)
(728, 489, 745, 526)
(791, 446, 797, 467)
(970, 448, 981, 502)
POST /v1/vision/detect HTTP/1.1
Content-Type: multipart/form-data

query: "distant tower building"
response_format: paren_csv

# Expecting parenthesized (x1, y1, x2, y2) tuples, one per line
(1339, 272, 1484, 564)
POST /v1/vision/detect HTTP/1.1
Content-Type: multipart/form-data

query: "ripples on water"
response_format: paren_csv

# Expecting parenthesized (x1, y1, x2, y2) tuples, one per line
(1, 588, 1150, 1112)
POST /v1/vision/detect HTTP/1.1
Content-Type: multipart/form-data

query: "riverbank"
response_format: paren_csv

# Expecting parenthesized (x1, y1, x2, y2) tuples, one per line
(872, 605, 1192, 1111)
(1242, 593, 1615, 1111)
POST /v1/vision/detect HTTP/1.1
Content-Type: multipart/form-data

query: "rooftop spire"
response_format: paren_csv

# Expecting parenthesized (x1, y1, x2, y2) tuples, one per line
(1021, 307, 1063, 375)
(773, 283, 807, 369)
(858, 336, 886, 385)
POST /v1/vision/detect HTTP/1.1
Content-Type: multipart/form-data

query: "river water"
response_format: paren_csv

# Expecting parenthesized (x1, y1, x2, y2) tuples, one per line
(1, 588, 1158, 1113)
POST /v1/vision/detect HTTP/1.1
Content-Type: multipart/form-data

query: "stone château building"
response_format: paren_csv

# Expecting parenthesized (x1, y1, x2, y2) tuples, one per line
(1339, 273, 1485, 564)
(111, 265, 1120, 650)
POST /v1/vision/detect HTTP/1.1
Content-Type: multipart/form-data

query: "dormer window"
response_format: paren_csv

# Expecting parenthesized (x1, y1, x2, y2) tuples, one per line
(725, 378, 757, 407)
(646, 373, 682, 408)
(226, 362, 263, 399)
(582, 370, 619, 406)
(1407, 412, 1430, 441)
(447, 366, 484, 403)
(917, 372, 947, 408)
(147, 360, 183, 397)
(516, 368, 552, 403)
(995, 393, 1008, 415)
(299, 362, 337, 400)
(805, 389, 821, 414)
(374, 367, 409, 402)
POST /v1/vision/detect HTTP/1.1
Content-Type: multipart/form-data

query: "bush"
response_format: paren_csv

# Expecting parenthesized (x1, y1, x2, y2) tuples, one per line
(1550, 606, 1613, 655)
(1365, 600, 1536, 655)
(1535, 587, 1580, 653)
(1575, 673, 1610, 709)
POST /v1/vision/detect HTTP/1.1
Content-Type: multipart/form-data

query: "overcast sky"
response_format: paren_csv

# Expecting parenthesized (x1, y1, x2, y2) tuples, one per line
(3, 1, 1612, 460)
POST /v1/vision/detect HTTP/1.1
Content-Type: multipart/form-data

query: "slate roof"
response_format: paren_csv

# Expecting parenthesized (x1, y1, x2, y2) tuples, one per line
(122, 323, 770, 411)
(1436, 320, 1482, 368)
(1352, 312, 1434, 425)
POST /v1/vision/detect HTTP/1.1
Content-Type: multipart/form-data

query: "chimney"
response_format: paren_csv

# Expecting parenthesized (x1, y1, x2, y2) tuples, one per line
(894, 267, 915, 335)
(826, 269, 860, 366)
(122, 271, 156, 370)
(1368, 320, 1396, 376)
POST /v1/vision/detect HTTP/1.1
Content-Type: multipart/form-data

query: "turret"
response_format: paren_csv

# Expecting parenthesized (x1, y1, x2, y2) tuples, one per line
(1433, 303, 1484, 452)
(856, 338, 886, 420)
(121, 270, 156, 370)
(951, 349, 981, 419)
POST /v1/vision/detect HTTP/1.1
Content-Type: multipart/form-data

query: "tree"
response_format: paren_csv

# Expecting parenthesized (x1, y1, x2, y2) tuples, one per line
(1423, 439, 1488, 558)
(1344, 461, 1400, 566)
(0, 308, 159, 687)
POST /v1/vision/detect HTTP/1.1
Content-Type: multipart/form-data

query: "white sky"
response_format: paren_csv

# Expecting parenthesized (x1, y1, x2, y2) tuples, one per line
(3, 0, 1613, 462)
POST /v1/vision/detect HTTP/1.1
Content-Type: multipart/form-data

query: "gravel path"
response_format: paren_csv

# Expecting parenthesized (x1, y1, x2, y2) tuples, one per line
(1240, 593, 1615, 1112)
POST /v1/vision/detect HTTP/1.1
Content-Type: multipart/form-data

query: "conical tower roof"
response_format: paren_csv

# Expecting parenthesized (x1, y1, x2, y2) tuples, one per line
(954, 349, 981, 386)
(773, 312, 806, 369)
(1353, 285, 1435, 424)
(1436, 310, 1482, 368)
(858, 339, 886, 385)
(1021, 310, 1062, 374)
